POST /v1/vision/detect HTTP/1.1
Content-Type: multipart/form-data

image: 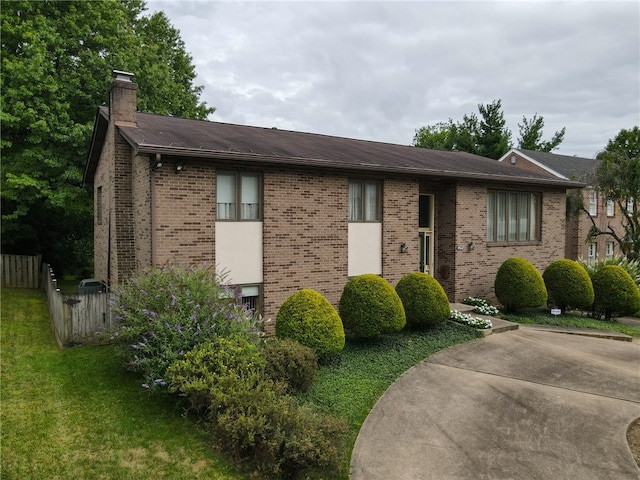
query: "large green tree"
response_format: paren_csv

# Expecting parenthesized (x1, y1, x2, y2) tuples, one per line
(587, 126, 640, 259)
(1, 0, 213, 274)
(413, 100, 565, 160)
(517, 113, 566, 152)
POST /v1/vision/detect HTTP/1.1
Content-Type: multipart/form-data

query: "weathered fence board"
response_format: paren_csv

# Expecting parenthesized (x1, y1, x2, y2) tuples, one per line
(1, 254, 41, 288)
(43, 264, 116, 348)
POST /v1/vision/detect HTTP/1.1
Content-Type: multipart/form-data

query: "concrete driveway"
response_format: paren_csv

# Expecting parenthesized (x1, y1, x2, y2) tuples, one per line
(350, 327, 640, 480)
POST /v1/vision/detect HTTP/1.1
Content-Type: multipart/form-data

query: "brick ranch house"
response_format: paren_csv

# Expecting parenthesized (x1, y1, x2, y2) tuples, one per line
(84, 72, 583, 321)
(499, 148, 627, 264)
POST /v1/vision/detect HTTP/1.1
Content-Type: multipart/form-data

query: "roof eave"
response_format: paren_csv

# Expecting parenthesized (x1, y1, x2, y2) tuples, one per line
(135, 143, 585, 188)
(83, 109, 109, 188)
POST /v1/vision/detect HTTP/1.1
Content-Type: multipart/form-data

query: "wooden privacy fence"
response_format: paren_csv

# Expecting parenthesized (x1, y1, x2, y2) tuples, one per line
(1, 254, 42, 288)
(43, 264, 117, 348)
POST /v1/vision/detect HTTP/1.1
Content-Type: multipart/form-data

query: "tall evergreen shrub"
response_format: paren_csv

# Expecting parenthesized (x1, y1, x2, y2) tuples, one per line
(338, 274, 406, 338)
(494, 258, 547, 312)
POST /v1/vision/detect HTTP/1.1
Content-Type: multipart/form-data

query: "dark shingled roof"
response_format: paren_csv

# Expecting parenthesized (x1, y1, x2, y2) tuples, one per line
(518, 149, 599, 181)
(85, 108, 585, 188)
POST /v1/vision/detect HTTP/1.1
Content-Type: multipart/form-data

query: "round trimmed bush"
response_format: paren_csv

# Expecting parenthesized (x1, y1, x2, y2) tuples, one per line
(592, 265, 640, 320)
(338, 274, 406, 338)
(395, 272, 450, 328)
(261, 338, 317, 393)
(494, 258, 547, 312)
(275, 289, 345, 359)
(543, 259, 594, 313)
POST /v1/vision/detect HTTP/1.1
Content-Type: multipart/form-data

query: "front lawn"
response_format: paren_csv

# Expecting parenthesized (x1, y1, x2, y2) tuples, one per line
(1, 288, 249, 480)
(1, 287, 483, 479)
(499, 308, 640, 337)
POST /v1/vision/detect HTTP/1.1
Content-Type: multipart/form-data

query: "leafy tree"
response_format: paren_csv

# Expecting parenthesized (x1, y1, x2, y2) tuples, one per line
(412, 121, 456, 150)
(1, 0, 213, 274)
(586, 127, 640, 259)
(517, 113, 566, 152)
(476, 99, 511, 159)
(414, 100, 564, 160)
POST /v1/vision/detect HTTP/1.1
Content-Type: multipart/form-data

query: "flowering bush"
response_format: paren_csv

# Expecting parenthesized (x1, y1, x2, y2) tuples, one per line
(112, 264, 260, 391)
(462, 297, 500, 316)
(450, 310, 493, 329)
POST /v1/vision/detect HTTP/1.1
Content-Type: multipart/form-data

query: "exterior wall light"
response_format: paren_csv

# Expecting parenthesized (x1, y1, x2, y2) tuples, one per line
(468, 242, 475, 251)
(400, 242, 408, 253)
(175, 163, 185, 173)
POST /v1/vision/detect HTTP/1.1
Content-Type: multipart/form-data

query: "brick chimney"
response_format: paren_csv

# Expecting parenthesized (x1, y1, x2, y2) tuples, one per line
(109, 70, 137, 125)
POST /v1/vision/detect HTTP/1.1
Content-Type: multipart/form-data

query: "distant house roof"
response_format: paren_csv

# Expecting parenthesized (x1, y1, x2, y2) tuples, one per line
(85, 108, 584, 188)
(501, 148, 599, 181)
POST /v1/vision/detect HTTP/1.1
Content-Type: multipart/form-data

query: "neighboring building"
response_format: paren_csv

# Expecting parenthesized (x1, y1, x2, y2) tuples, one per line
(499, 148, 626, 263)
(84, 72, 583, 322)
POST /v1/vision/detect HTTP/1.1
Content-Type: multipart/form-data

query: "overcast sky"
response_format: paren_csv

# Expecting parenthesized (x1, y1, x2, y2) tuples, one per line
(144, 0, 639, 159)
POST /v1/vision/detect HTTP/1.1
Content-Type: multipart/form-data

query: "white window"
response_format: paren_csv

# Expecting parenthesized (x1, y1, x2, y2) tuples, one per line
(239, 285, 261, 313)
(487, 191, 541, 243)
(217, 172, 261, 220)
(588, 190, 598, 216)
(627, 197, 635, 214)
(606, 242, 614, 259)
(606, 200, 614, 217)
(349, 180, 381, 222)
(588, 243, 597, 265)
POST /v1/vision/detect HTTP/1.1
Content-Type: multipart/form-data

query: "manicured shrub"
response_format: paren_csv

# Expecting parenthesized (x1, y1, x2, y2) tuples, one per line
(261, 337, 317, 393)
(395, 272, 450, 328)
(543, 259, 594, 313)
(591, 265, 640, 320)
(275, 289, 345, 359)
(112, 264, 260, 391)
(166, 335, 267, 414)
(339, 274, 406, 338)
(494, 258, 547, 312)
(579, 255, 640, 288)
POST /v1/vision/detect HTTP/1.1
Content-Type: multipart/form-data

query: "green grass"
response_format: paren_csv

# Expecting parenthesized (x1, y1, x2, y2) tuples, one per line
(298, 322, 483, 478)
(499, 308, 640, 337)
(1, 288, 250, 480)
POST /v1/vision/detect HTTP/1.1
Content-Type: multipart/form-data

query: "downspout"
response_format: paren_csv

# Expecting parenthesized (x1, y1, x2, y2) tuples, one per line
(151, 153, 160, 266)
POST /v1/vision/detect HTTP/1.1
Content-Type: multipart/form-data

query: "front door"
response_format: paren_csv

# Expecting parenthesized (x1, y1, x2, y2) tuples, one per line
(419, 194, 435, 275)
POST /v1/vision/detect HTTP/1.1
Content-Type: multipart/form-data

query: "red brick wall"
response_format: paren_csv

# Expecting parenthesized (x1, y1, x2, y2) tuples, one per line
(504, 153, 556, 177)
(262, 168, 348, 322)
(152, 160, 215, 266)
(132, 154, 151, 269)
(453, 183, 566, 304)
(382, 178, 419, 285)
(112, 132, 136, 284)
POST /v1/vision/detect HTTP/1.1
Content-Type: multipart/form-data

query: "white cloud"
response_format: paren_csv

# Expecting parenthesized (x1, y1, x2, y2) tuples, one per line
(146, 0, 640, 158)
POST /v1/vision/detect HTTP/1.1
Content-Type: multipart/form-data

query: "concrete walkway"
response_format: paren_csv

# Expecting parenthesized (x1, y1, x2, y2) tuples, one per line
(351, 323, 640, 479)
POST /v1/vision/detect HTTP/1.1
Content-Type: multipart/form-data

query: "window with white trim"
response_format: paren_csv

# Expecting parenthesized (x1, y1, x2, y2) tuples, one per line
(349, 180, 381, 222)
(606, 200, 614, 217)
(239, 285, 261, 314)
(487, 191, 541, 243)
(216, 172, 261, 220)
(606, 242, 614, 259)
(588, 242, 597, 265)
(627, 197, 635, 214)
(588, 190, 598, 216)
